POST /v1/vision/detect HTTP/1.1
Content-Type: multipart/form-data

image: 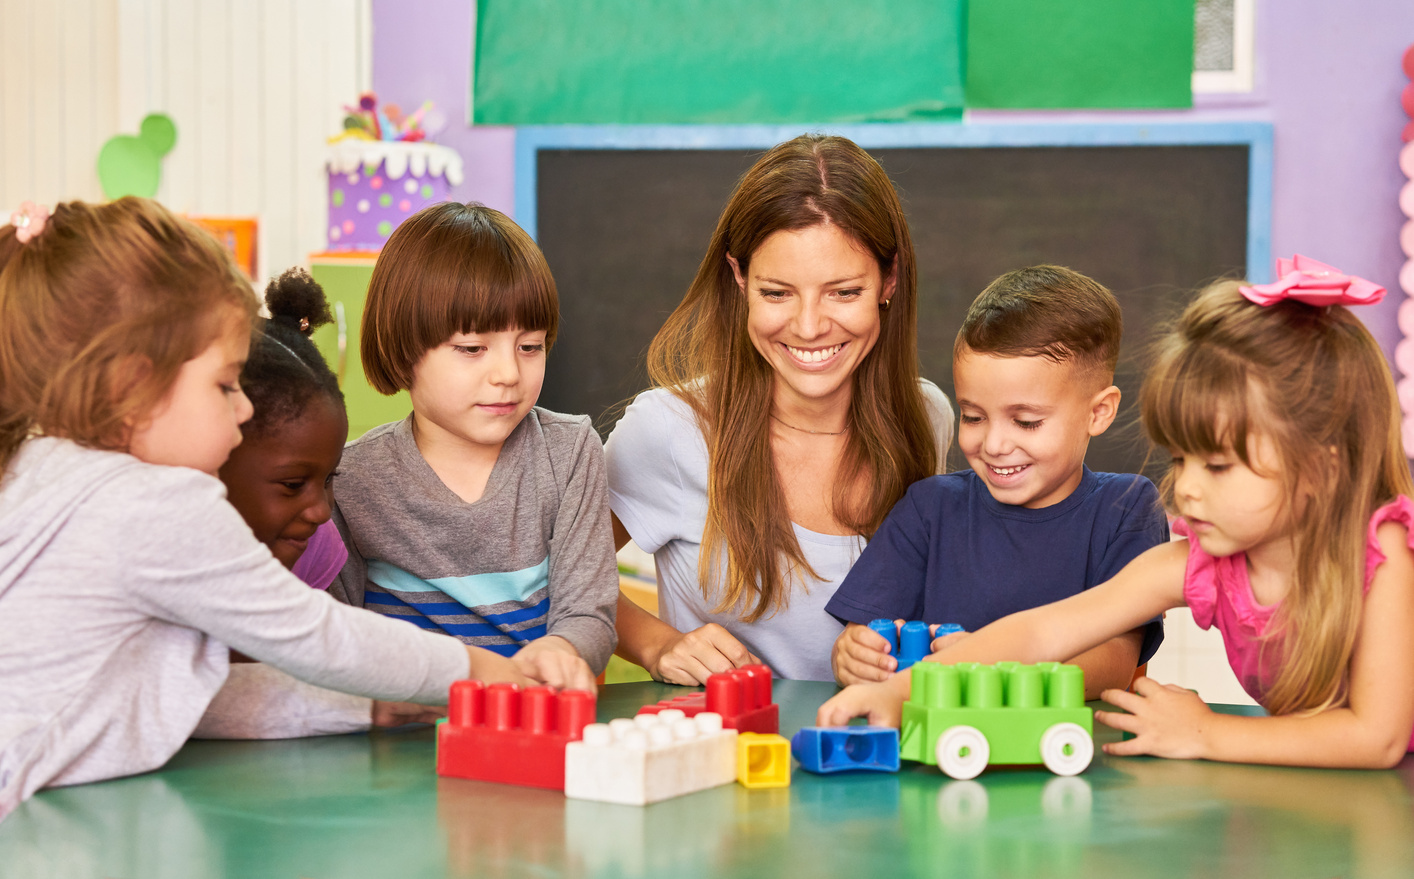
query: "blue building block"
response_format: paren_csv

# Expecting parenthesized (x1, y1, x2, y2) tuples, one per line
(868, 619, 963, 671)
(791, 727, 900, 774)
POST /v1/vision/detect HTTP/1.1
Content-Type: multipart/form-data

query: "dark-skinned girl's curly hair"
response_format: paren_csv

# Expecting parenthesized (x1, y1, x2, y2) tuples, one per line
(242, 268, 344, 438)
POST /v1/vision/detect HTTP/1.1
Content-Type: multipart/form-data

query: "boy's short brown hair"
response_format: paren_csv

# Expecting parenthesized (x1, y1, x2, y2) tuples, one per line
(953, 265, 1121, 384)
(360, 202, 559, 395)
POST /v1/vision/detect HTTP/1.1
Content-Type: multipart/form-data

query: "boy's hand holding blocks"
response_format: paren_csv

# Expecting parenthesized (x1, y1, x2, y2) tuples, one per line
(832, 620, 968, 685)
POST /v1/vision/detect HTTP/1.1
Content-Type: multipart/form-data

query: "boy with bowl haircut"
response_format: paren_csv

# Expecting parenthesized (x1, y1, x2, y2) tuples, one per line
(825, 265, 1166, 695)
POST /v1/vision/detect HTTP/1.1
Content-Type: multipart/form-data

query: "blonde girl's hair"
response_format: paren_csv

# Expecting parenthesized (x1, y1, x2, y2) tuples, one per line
(646, 133, 939, 622)
(1141, 280, 1413, 716)
(0, 197, 258, 477)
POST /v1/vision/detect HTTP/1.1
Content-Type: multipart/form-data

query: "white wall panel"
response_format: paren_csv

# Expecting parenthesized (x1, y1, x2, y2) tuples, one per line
(1, 0, 371, 284)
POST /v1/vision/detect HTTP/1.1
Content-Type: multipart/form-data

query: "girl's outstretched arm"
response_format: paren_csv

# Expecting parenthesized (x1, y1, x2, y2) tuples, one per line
(817, 540, 1190, 727)
(1101, 521, 1414, 768)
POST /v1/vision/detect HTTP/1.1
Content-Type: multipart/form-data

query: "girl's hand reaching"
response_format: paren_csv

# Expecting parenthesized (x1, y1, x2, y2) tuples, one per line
(372, 700, 447, 727)
(512, 636, 598, 692)
(1096, 676, 1214, 760)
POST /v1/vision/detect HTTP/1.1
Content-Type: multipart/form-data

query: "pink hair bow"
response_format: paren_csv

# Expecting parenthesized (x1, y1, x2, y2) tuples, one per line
(1239, 255, 1385, 307)
(9, 201, 49, 244)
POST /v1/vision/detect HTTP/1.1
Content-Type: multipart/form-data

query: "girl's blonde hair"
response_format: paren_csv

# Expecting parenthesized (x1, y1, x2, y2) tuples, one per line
(0, 198, 257, 477)
(1141, 280, 1413, 715)
(647, 134, 938, 622)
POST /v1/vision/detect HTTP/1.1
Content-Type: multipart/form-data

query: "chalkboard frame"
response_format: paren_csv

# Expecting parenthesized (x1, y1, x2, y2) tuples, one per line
(514, 121, 1273, 281)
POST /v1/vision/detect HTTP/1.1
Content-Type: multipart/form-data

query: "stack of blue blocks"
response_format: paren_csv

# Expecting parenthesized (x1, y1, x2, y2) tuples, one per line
(868, 619, 964, 671)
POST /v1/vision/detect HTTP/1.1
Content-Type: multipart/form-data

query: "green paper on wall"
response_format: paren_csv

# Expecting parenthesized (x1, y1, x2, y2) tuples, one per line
(97, 113, 178, 200)
(966, 0, 1194, 109)
(473, 0, 964, 125)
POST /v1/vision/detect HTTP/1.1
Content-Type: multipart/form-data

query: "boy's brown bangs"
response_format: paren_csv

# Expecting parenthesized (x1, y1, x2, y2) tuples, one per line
(1142, 342, 1255, 465)
(406, 240, 559, 354)
(445, 267, 558, 343)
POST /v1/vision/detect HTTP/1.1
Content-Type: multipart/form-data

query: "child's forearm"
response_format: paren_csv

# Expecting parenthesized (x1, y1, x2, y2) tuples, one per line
(1067, 628, 1144, 699)
(1204, 711, 1409, 768)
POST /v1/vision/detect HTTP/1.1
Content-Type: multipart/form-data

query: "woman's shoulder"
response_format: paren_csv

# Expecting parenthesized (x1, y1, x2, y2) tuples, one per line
(918, 377, 952, 413)
(606, 388, 705, 451)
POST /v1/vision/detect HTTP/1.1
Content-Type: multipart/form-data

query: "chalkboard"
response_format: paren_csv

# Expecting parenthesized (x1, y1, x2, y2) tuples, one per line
(534, 137, 1255, 478)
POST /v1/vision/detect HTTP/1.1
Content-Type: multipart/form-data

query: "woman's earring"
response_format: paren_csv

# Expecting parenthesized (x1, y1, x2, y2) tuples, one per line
(880, 299, 891, 310)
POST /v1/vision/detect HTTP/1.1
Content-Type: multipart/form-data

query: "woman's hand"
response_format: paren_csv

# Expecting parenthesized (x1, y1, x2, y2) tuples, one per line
(831, 622, 897, 685)
(371, 700, 447, 727)
(650, 623, 761, 686)
(512, 636, 598, 692)
(1096, 676, 1214, 759)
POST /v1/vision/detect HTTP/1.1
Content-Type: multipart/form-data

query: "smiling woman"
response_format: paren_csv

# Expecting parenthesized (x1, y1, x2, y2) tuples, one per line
(606, 134, 953, 683)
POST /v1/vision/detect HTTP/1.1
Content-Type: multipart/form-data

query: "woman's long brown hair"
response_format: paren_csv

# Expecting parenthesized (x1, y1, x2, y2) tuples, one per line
(1141, 281, 1413, 715)
(646, 134, 938, 622)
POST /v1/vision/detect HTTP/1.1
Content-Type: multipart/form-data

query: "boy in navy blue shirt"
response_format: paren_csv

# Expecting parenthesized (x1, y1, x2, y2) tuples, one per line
(825, 265, 1166, 697)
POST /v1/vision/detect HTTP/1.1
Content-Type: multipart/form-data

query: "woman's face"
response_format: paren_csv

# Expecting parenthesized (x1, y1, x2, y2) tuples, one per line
(734, 223, 893, 413)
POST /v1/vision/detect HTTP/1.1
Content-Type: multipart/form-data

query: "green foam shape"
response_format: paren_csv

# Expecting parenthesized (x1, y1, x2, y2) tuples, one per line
(98, 137, 161, 199)
(139, 114, 177, 156)
(97, 113, 177, 200)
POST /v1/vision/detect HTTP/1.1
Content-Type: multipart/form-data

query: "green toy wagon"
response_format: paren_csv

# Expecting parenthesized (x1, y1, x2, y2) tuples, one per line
(900, 662, 1093, 780)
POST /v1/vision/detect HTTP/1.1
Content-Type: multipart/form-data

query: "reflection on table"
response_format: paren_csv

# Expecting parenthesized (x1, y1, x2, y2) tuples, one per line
(2, 681, 1412, 879)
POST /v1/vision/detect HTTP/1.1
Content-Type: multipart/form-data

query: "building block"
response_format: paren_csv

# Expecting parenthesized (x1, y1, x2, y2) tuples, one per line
(637, 664, 778, 734)
(564, 710, 738, 805)
(900, 662, 1093, 780)
(791, 726, 900, 774)
(868, 619, 962, 670)
(737, 733, 791, 788)
(436, 680, 596, 790)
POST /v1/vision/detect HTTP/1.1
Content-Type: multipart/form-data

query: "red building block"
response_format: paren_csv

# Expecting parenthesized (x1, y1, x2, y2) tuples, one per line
(437, 681, 596, 790)
(637, 664, 778, 734)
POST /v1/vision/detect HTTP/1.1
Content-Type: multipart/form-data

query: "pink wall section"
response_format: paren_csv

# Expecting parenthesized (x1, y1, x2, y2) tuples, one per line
(371, 1, 1414, 358)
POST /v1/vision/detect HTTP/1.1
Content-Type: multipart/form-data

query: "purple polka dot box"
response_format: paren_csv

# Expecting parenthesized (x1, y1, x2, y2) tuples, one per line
(325, 141, 464, 251)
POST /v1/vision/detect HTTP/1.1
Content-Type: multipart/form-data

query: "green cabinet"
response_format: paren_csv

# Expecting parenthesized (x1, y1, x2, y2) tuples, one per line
(308, 255, 411, 440)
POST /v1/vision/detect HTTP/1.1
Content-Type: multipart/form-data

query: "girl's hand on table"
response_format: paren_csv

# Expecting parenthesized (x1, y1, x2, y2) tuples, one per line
(372, 700, 447, 727)
(1096, 676, 1214, 759)
(513, 636, 598, 692)
(651, 623, 761, 686)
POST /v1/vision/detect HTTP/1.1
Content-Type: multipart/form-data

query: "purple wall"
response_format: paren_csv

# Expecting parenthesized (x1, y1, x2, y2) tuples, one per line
(371, 1, 514, 215)
(371, 0, 1414, 357)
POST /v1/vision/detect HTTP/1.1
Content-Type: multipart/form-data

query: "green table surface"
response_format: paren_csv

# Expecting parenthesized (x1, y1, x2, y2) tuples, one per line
(3, 680, 1413, 879)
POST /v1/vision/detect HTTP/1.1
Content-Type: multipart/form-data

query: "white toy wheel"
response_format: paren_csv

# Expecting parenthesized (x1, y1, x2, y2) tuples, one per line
(1039, 722, 1093, 776)
(935, 725, 990, 780)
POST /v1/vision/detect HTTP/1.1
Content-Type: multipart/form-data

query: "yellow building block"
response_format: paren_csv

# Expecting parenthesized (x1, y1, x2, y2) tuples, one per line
(736, 733, 790, 789)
